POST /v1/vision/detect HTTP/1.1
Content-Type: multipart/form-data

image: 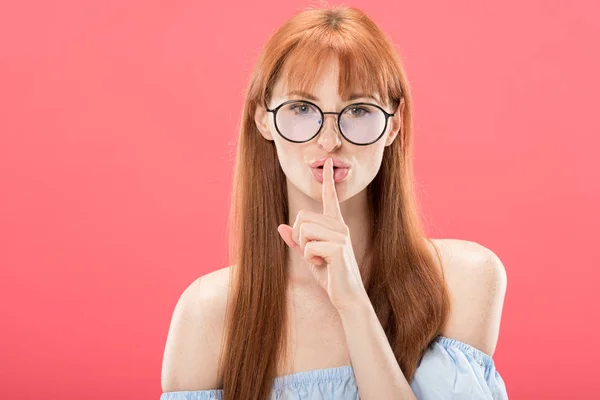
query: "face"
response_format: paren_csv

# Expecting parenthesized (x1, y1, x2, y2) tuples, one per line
(254, 54, 405, 203)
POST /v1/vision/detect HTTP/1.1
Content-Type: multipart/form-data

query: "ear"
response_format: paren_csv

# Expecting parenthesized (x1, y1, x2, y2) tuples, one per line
(254, 102, 274, 141)
(385, 97, 405, 147)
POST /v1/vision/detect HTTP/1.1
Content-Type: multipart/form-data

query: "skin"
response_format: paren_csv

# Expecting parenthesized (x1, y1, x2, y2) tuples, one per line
(161, 239, 507, 392)
(253, 52, 404, 289)
(160, 53, 508, 395)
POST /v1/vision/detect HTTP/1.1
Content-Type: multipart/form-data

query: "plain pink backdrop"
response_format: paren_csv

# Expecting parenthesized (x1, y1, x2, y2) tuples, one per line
(1, 0, 598, 398)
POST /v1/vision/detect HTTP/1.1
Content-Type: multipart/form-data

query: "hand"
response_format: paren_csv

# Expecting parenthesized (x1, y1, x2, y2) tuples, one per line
(277, 157, 368, 313)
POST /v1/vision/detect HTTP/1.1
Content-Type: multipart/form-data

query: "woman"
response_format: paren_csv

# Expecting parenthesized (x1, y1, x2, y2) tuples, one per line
(161, 5, 508, 400)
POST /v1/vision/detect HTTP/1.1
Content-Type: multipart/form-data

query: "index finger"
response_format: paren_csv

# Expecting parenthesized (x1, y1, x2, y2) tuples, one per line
(322, 157, 343, 221)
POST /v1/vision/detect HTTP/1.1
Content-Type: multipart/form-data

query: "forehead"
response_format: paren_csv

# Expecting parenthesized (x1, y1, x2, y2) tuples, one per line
(271, 51, 383, 104)
(280, 89, 382, 104)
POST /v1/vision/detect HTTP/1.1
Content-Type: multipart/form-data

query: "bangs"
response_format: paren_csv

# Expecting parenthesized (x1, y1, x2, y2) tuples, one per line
(277, 33, 392, 106)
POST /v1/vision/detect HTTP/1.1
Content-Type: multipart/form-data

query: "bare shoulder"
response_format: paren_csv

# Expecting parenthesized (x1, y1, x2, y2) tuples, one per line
(428, 238, 507, 356)
(161, 266, 233, 392)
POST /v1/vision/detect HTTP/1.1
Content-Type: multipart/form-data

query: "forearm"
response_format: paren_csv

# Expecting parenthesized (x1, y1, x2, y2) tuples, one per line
(338, 296, 417, 400)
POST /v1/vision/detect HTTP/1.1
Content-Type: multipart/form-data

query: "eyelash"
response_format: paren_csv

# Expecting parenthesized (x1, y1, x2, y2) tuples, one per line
(289, 103, 371, 115)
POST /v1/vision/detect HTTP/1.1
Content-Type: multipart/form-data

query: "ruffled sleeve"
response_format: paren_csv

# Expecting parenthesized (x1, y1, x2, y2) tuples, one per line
(410, 336, 508, 399)
(159, 389, 223, 400)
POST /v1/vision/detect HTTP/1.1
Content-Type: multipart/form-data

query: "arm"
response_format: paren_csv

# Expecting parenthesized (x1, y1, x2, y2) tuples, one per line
(337, 296, 417, 400)
(338, 241, 508, 400)
(438, 240, 508, 356)
(161, 274, 225, 392)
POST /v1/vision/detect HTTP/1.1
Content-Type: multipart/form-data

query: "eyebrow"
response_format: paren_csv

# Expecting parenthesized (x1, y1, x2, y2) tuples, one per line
(286, 90, 380, 103)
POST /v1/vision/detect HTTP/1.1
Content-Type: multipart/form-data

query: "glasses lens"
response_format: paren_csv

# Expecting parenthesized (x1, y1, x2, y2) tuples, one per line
(340, 104, 386, 144)
(276, 101, 322, 142)
(276, 101, 387, 144)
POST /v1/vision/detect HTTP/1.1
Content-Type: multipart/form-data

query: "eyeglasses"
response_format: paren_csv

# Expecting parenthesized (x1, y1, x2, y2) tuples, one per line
(265, 99, 395, 146)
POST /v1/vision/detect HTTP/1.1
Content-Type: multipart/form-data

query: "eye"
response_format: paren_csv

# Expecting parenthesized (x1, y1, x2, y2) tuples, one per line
(289, 102, 315, 115)
(290, 104, 306, 113)
(348, 106, 370, 117)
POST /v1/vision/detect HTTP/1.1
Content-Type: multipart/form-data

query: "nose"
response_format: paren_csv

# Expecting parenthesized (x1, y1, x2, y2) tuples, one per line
(316, 113, 342, 152)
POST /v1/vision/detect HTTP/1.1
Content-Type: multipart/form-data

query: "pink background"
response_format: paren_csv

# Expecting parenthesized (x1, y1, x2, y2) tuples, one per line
(1, 1, 598, 398)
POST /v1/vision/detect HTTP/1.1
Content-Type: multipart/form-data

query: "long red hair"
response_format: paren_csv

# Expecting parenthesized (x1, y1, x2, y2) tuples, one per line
(217, 5, 450, 399)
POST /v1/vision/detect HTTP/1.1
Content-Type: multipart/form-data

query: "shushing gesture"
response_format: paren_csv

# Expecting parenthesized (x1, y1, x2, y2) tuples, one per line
(277, 158, 368, 313)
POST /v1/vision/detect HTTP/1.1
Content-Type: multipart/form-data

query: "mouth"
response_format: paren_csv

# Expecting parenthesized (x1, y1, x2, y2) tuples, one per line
(310, 165, 350, 183)
(309, 158, 351, 169)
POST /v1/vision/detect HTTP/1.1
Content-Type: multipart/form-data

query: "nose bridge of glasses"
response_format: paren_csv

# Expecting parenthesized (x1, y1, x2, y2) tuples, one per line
(320, 111, 341, 130)
(317, 111, 343, 147)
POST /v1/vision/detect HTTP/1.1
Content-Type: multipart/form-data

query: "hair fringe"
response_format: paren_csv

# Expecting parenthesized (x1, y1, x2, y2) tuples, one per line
(219, 5, 450, 399)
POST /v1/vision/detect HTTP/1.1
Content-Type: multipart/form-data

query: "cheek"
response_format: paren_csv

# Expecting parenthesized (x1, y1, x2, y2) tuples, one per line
(357, 149, 385, 181)
(272, 139, 303, 176)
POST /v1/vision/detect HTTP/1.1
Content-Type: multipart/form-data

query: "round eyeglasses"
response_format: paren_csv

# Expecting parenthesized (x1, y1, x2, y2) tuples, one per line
(265, 99, 395, 146)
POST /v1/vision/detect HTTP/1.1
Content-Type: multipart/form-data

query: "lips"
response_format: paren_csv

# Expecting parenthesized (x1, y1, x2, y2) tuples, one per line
(310, 165, 350, 183)
(309, 158, 351, 168)
(316, 165, 339, 169)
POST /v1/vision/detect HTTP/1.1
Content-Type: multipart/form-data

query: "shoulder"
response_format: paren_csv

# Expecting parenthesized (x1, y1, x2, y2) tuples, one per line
(161, 266, 233, 392)
(428, 238, 507, 357)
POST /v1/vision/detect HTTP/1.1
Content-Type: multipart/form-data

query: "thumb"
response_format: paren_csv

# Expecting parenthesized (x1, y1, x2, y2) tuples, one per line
(277, 224, 324, 265)
(277, 224, 298, 250)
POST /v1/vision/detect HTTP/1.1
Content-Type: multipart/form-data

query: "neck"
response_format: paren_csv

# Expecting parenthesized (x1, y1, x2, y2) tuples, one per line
(285, 179, 372, 289)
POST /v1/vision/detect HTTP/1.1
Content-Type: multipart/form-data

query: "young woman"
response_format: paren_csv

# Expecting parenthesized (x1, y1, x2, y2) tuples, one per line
(161, 5, 508, 400)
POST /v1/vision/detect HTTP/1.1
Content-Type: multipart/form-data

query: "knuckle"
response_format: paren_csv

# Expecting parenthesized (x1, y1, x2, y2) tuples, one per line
(341, 224, 350, 236)
(293, 213, 302, 227)
(303, 242, 312, 257)
(299, 221, 307, 235)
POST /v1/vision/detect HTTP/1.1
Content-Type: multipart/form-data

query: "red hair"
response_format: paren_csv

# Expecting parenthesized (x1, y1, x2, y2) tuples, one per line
(218, 5, 450, 399)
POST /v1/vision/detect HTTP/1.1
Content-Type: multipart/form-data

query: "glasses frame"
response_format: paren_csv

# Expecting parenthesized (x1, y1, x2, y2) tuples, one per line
(265, 99, 395, 146)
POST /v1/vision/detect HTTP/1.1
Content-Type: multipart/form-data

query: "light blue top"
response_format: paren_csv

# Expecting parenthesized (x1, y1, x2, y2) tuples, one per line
(160, 335, 508, 399)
